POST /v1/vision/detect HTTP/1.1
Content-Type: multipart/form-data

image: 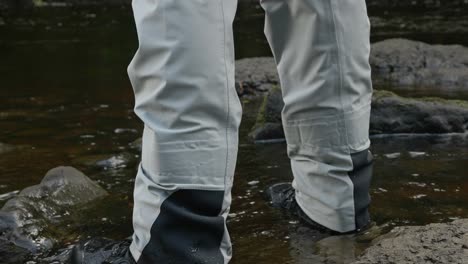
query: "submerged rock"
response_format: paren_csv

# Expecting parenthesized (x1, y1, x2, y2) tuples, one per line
(371, 39, 468, 90)
(250, 89, 468, 140)
(354, 219, 468, 264)
(0, 166, 108, 261)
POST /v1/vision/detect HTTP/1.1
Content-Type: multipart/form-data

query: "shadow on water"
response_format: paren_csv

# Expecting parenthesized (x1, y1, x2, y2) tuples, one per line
(0, 3, 468, 263)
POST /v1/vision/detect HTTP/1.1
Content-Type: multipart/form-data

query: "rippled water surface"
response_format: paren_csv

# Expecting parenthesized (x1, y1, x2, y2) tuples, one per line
(1, 4, 468, 263)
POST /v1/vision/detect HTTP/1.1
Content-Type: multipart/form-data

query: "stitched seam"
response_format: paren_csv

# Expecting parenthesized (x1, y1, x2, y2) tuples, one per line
(329, 0, 350, 151)
(286, 137, 370, 150)
(219, 2, 230, 263)
(219, 0, 229, 194)
(284, 102, 371, 125)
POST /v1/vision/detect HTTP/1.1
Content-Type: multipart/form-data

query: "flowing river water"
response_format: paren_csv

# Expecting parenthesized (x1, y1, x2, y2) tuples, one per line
(1, 3, 468, 263)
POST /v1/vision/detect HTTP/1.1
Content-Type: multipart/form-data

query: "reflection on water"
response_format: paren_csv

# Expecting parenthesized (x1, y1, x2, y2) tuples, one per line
(0, 4, 468, 263)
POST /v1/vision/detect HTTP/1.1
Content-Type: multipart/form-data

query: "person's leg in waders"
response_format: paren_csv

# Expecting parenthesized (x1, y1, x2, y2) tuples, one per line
(69, 0, 373, 263)
(261, 0, 374, 233)
(70, 0, 240, 263)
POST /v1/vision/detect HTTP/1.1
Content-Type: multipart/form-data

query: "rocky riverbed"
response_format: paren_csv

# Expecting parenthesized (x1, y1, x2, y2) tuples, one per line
(1, 167, 467, 263)
(0, 167, 108, 263)
(1, 0, 468, 261)
(354, 219, 468, 264)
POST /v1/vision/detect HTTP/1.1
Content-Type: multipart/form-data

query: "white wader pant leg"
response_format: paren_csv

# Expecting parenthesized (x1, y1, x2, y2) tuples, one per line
(260, 0, 374, 233)
(127, 0, 240, 263)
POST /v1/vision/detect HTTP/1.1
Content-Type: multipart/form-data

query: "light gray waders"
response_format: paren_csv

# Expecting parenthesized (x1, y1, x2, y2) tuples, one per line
(127, 0, 374, 263)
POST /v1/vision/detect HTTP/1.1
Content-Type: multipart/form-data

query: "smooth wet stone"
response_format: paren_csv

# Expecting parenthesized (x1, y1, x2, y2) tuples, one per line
(249, 89, 468, 140)
(0, 166, 108, 259)
(384, 153, 401, 159)
(353, 219, 468, 264)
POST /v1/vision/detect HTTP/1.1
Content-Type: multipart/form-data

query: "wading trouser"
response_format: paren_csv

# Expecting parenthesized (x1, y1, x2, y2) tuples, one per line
(127, 0, 373, 263)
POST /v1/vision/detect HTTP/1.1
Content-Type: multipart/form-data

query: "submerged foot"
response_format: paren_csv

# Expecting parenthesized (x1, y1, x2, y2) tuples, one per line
(69, 237, 136, 264)
(265, 182, 372, 235)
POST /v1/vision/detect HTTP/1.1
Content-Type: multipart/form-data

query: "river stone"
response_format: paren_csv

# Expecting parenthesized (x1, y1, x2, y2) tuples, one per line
(249, 89, 468, 140)
(353, 219, 468, 264)
(370, 39, 468, 89)
(370, 90, 468, 134)
(0, 166, 108, 257)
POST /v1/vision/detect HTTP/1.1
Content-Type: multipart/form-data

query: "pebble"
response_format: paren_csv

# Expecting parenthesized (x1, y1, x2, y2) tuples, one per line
(114, 128, 138, 134)
(375, 188, 388, 193)
(247, 180, 259, 186)
(384, 153, 401, 159)
(409, 151, 426, 158)
(408, 182, 427, 187)
(412, 194, 427, 199)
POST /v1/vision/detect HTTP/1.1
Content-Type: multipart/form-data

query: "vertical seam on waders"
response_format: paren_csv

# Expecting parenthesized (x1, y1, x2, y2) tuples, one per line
(219, 0, 230, 262)
(328, 0, 350, 149)
(328, 0, 356, 230)
(220, 0, 229, 190)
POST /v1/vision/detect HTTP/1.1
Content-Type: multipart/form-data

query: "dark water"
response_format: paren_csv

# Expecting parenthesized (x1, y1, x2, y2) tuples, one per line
(1, 3, 468, 263)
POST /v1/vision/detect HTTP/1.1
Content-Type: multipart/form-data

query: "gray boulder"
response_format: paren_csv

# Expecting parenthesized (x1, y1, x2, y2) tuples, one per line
(354, 219, 468, 264)
(371, 39, 468, 89)
(0, 166, 108, 261)
(371, 90, 468, 134)
(235, 57, 279, 97)
(250, 89, 468, 140)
